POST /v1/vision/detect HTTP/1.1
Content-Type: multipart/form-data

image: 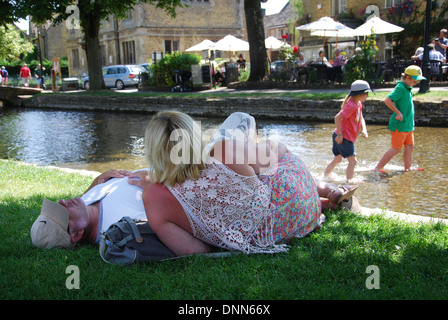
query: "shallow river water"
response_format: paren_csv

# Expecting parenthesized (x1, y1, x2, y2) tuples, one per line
(1, 108, 447, 218)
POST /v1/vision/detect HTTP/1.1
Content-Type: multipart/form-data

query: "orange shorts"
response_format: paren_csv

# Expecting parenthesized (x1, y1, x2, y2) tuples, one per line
(391, 130, 414, 149)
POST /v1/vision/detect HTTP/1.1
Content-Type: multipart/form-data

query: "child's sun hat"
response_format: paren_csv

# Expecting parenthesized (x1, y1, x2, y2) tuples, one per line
(404, 65, 426, 80)
(349, 80, 372, 96)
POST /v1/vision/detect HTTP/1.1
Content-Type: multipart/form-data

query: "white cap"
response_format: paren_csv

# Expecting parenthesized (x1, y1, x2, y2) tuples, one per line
(30, 199, 72, 249)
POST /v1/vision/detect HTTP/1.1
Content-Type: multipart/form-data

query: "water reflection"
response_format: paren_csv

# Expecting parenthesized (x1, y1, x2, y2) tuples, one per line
(1, 108, 447, 218)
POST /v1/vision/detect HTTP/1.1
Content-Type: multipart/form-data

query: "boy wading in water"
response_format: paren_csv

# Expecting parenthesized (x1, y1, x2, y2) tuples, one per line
(374, 65, 426, 172)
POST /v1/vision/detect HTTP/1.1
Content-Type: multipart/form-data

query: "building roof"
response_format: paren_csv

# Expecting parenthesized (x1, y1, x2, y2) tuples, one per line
(263, 2, 294, 32)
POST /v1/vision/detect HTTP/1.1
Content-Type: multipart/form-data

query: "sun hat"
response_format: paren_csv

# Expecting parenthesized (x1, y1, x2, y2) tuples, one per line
(30, 198, 72, 249)
(348, 80, 372, 96)
(404, 65, 426, 81)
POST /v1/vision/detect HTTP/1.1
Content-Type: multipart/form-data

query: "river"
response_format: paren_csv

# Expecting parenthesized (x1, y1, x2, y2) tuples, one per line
(1, 107, 447, 218)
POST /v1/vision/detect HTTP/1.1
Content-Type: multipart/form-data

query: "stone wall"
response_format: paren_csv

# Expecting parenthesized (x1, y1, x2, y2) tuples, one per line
(18, 93, 448, 127)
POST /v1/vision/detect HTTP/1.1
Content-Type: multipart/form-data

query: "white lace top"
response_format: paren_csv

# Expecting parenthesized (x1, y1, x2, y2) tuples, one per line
(167, 161, 288, 254)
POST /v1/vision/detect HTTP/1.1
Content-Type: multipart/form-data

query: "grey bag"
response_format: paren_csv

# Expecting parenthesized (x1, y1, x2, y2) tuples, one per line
(99, 216, 176, 265)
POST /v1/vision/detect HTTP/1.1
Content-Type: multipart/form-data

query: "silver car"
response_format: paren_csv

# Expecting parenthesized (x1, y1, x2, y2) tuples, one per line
(82, 65, 146, 90)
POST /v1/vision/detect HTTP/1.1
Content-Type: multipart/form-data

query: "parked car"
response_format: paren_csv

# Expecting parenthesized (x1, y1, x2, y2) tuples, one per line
(82, 64, 146, 90)
(270, 60, 287, 73)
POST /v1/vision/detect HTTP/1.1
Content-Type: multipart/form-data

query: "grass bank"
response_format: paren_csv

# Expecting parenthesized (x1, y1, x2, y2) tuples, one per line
(38, 87, 448, 102)
(1, 159, 447, 301)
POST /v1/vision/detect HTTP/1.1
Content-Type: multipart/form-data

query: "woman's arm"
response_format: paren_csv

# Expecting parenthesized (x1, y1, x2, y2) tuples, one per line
(142, 184, 211, 256)
(83, 169, 130, 194)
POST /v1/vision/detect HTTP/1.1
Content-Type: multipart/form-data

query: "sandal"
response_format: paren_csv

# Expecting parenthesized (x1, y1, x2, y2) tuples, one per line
(329, 185, 358, 209)
(340, 195, 361, 213)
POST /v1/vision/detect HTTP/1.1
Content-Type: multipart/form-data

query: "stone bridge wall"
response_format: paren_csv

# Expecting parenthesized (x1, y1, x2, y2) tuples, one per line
(10, 93, 448, 127)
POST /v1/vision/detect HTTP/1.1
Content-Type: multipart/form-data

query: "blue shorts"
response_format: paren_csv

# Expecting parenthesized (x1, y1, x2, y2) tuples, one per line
(36, 79, 42, 85)
(332, 132, 356, 158)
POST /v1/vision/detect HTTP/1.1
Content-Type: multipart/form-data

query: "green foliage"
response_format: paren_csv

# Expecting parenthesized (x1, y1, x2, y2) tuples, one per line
(385, 0, 448, 58)
(0, 57, 69, 76)
(0, 24, 34, 61)
(344, 33, 379, 84)
(151, 52, 201, 87)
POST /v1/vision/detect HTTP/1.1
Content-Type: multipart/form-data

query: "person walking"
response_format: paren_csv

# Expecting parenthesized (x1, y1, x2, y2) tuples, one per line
(374, 65, 426, 172)
(0, 66, 8, 86)
(34, 64, 43, 89)
(19, 63, 31, 87)
(324, 80, 371, 183)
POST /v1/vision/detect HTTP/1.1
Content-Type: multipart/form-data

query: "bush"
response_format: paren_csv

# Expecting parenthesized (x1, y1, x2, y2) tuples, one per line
(344, 32, 379, 84)
(0, 57, 69, 77)
(151, 52, 201, 87)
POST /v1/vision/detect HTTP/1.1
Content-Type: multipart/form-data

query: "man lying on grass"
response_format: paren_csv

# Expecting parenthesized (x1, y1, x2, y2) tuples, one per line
(30, 169, 153, 249)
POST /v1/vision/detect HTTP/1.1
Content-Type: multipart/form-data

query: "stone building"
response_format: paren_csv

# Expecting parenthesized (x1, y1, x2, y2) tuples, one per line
(31, 0, 246, 77)
(264, 0, 446, 62)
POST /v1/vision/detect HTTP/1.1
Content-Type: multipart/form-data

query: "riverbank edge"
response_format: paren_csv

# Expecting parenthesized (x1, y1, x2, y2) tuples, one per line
(14, 92, 448, 127)
(7, 159, 446, 225)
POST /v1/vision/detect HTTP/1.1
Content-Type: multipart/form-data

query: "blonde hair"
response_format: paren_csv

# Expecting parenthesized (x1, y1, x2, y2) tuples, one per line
(144, 111, 205, 186)
(340, 93, 367, 110)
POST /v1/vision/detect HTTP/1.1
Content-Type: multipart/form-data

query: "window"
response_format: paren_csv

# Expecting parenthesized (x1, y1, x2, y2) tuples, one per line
(333, 0, 347, 15)
(122, 9, 133, 25)
(72, 49, 80, 69)
(385, 0, 401, 8)
(122, 41, 136, 64)
(123, 9, 132, 21)
(164, 40, 179, 54)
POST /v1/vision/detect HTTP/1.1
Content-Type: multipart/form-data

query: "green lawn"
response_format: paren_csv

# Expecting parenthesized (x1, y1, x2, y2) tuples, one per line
(1, 159, 447, 302)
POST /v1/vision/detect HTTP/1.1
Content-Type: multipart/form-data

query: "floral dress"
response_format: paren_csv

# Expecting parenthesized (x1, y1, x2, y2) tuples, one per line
(260, 152, 324, 243)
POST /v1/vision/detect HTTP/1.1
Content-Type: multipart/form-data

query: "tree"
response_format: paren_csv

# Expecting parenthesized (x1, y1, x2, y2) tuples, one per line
(0, 24, 34, 60)
(244, 0, 268, 82)
(11, 0, 183, 90)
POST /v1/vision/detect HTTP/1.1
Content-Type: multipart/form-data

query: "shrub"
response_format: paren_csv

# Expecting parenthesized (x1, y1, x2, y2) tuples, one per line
(151, 52, 201, 87)
(344, 32, 379, 84)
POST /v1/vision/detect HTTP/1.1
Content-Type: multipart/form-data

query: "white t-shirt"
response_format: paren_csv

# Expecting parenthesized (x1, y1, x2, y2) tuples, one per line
(81, 169, 148, 243)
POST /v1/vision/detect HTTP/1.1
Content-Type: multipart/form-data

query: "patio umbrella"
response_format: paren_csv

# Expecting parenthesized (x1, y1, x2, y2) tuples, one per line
(352, 15, 404, 36)
(310, 27, 356, 48)
(214, 35, 249, 57)
(296, 16, 352, 48)
(185, 39, 215, 52)
(265, 36, 291, 50)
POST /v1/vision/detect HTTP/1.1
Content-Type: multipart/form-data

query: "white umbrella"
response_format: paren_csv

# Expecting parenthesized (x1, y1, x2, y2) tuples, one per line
(296, 16, 351, 32)
(185, 39, 215, 52)
(296, 16, 352, 48)
(310, 28, 355, 38)
(311, 27, 356, 48)
(214, 35, 249, 52)
(353, 15, 404, 36)
(265, 36, 291, 50)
